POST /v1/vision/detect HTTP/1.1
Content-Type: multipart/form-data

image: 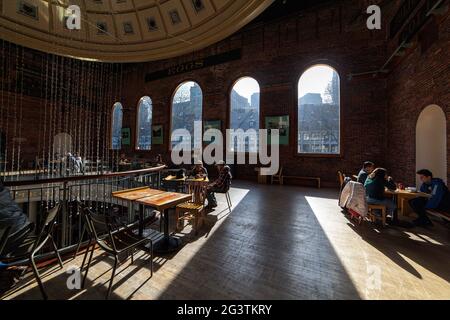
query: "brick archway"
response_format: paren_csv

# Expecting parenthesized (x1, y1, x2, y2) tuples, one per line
(416, 104, 447, 185)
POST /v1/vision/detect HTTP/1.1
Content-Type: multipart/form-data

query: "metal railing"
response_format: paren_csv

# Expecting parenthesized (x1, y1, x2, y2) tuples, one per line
(2, 166, 166, 252)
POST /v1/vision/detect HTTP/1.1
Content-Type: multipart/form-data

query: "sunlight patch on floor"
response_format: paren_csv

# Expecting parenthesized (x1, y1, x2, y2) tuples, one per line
(304, 195, 366, 298)
(153, 187, 250, 299)
(304, 195, 450, 300)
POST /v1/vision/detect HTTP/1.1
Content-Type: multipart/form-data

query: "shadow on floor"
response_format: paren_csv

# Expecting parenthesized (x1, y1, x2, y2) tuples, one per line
(155, 181, 361, 300)
(344, 211, 450, 282)
(1, 249, 163, 300)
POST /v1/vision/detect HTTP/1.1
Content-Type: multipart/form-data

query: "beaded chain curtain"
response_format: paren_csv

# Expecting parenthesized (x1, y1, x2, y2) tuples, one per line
(0, 39, 123, 180)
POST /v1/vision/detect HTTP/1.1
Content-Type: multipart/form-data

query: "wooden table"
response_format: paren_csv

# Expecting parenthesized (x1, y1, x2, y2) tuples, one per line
(112, 187, 165, 236)
(187, 177, 209, 183)
(137, 192, 191, 253)
(163, 175, 187, 192)
(112, 186, 164, 201)
(385, 189, 431, 217)
(163, 175, 209, 192)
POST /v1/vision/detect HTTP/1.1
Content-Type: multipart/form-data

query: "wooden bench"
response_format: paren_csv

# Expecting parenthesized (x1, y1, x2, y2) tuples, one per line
(427, 209, 450, 222)
(282, 176, 321, 189)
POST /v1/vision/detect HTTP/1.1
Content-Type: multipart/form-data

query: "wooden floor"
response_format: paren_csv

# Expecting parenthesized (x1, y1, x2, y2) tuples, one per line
(2, 181, 450, 300)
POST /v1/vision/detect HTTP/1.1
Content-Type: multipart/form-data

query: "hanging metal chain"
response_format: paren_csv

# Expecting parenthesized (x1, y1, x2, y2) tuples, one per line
(16, 46, 25, 180)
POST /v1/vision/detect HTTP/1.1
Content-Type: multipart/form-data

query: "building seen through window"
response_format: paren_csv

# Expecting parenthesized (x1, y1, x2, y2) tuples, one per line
(137, 96, 152, 150)
(171, 81, 203, 150)
(229, 77, 260, 153)
(298, 65, 340, 154)
(111, 102, 123, 150)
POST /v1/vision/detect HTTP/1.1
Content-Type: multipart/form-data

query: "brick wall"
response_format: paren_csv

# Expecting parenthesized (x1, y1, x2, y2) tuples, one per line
(1, 0, 448, 187)
(0, 43, 122, 171)
(386, 11, 450, 186)
(120, 0, 392, 186)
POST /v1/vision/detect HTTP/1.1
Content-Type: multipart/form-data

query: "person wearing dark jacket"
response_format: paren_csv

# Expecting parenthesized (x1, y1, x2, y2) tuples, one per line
(190, 160, 208, 179)
(364, 168, 398, 221)
(0, 179, 32, 257)
(357, 161, 375, 185)
(409, 169, 450, 227)
(206, 161, 232, 209)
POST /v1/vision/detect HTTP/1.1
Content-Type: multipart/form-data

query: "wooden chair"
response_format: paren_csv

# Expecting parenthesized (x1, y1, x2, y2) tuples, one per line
(368, 204, 387, 227)
(271, 166, 284, 185)
(176, 181, 207, 235)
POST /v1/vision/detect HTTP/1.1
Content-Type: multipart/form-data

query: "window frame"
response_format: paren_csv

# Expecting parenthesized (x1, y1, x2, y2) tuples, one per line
(296, 63, 342, 158)
(135, 96, 153, 151)
(227, 76, 261, 156)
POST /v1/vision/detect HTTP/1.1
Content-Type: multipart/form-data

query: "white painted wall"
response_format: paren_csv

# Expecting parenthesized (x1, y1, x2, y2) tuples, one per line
(416, 105, 447, 186)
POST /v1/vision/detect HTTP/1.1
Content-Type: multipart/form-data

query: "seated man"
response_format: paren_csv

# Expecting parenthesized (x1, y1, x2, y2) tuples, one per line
(190, 160, 208, 179)
(409, 169, 450, 227)
(364, 168, 398, 223)
(154, 154, 165, 166)
(0, 179, 32, 258)
(357, 161, 375, 184)
(206, 161, 232, 209)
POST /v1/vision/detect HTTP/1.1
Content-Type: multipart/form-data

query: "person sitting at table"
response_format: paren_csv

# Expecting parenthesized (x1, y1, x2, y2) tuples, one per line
(357, 161, 375, 184)
(119, 153, 130, 165)
(206, 161, 232, 209)
(364, 168, 398, 223)
(153, 154, 165, 167)
(409, 169, 450, 227)
(190, 160, 208, 179)
(176, 168, 187, 180)
(0, 178, 33, 258)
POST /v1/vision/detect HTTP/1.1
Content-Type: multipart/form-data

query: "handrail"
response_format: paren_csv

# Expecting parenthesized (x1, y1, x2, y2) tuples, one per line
(2, 165, 167, 187)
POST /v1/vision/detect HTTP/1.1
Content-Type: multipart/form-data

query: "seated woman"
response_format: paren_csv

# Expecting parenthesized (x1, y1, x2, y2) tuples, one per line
(364, 168, 398, 222)
(190, 160, 208, 179)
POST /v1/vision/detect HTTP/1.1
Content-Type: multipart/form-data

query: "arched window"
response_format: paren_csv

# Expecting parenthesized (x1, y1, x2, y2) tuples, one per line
(136, 96, 152, 150)
(298, 65, 340, 154)
(111, 102, 123, 150)
(229, 77, 260, 153)
(171, 81, 203, 150)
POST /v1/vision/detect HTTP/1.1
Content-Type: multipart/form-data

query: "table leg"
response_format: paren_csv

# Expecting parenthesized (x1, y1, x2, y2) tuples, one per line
(138, 204, 144, 237)
(153, 208, 181, 254)
(401, 198, 413, 217)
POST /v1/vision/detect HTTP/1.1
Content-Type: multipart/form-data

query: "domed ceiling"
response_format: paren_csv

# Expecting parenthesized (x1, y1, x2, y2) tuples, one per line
(0, 0, 274, 62)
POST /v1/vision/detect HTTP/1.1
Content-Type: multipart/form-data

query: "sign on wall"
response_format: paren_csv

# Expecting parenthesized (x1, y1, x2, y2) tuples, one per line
(152, 125, 164, 145)
(121, 128, 131, 146)
(265, 115, 290, 145)
(145, 49, 241, 82)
